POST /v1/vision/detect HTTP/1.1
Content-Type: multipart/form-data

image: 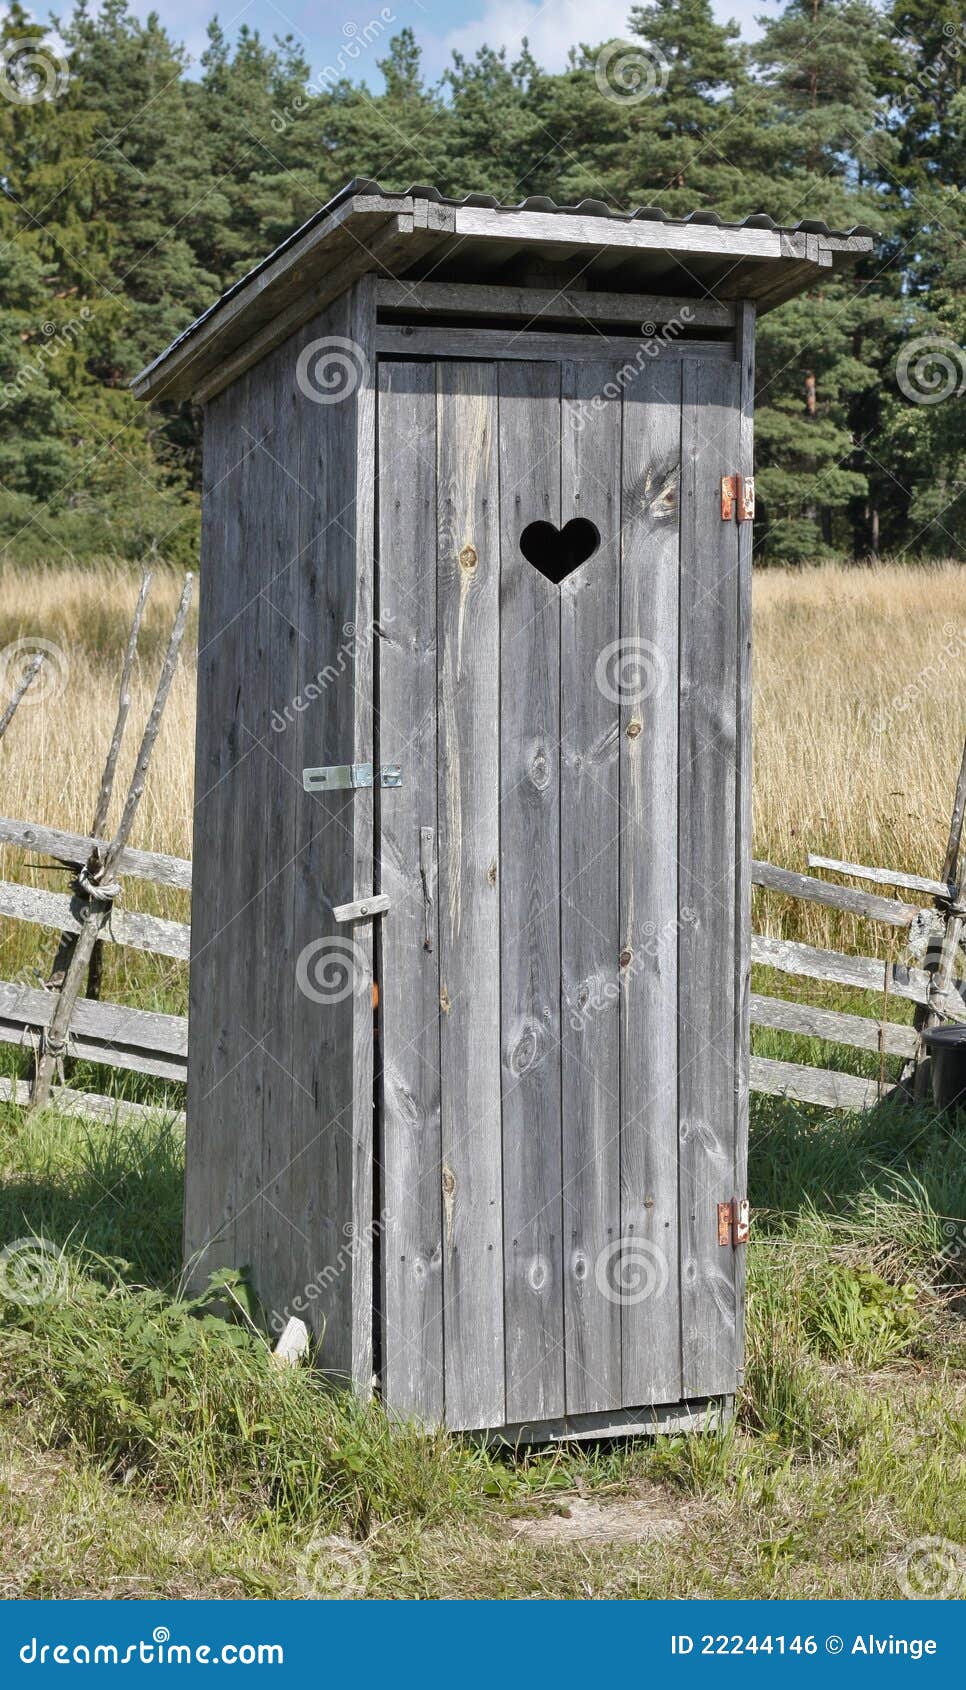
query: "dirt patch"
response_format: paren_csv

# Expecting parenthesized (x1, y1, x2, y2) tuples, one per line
(507, 1485, 690, 1546)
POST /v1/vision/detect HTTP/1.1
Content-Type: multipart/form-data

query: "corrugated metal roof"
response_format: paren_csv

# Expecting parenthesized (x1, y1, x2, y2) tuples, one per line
(133, 178, 875, 401)
(203, 178, 873, 324)
(346, 177, 875, 239)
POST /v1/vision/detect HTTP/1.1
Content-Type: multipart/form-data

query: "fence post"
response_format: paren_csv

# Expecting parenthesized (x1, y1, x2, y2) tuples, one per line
(29, 574, 193, 1111)
(46, 572, 153, 994)
(912, 734, 966, 1100)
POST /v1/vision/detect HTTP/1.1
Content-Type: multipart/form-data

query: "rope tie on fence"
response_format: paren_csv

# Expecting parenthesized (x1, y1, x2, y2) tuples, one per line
(76, 867, 122, 902)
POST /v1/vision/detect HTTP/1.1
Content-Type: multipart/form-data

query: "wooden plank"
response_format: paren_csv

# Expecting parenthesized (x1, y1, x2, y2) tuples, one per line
(241, 334, 303, 1357)
(753, 859, 918, 926)
(733, 302, 754, 1388)
(229, 343, 278, 1291)
(348, 276, 378, 1395)
(375, 278, 736, 329)
(332, 893, 390, 923)
(558, 360, 621, 1415)
(751, 932, 966, 1016)
(488, 1397, 730, 1445)
(377, 327, 732, 364)
(749, 992, 917, 1058)
(0, 1075, 185, 1125)
(183, 378, 244, 1285)
(807, 854, 953, 899)
(283, 282, 374, 1383)
(499, 359, 565, 1425)
(619, 360, 683, 1407)
(0, 878, 190, 959)
(378, 360, 444, 1423)
(0, 978, 186, 1053)
(451, 206, 785, 261)
(0, 816, 192, 890)
(436, 361, 504, 1431)
(0, 1023, 184, 1082)
(678, 359, 741, 1400)
(750, 1055, 894, 1111)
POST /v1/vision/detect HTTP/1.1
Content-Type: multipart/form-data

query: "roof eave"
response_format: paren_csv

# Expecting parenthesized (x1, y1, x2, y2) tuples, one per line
(131, 190, 874, 405)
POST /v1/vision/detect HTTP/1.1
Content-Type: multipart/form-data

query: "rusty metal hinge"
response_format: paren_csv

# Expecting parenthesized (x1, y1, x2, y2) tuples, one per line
(717, 1197, 751, 1247)
(720, 475, 755, 523)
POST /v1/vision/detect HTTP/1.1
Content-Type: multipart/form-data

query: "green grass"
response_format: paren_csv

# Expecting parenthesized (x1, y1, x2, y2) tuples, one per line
(1, 1087, 965, 1599)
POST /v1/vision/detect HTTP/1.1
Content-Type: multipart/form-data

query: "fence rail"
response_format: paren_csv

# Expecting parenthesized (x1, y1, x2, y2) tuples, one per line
(0, 816, 962, 1120)
(1, 573, 961, 1124)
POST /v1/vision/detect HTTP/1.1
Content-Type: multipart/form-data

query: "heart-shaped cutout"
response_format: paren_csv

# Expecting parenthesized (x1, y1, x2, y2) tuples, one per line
(519, 518, 601, 585)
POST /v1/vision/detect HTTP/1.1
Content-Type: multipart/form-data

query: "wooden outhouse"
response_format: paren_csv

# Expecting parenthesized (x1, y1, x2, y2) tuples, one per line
(135, 182, 872, 1441)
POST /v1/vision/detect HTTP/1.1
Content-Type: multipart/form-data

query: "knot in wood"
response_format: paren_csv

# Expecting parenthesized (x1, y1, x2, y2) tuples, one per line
(528, 746, 551, 791)
(509, 1019, 547, 1078)
(459, 544, 478, 572)
(626, 719, 642, 739)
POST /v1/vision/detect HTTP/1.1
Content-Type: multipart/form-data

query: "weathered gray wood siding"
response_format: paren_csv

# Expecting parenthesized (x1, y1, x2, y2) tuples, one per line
(186, 282, 375, 1383)
(377, 350, 746, 1431)
(678, 360, 742, 1397)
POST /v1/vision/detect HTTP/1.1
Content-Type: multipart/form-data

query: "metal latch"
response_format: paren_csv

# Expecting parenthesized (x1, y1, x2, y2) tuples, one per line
(717, 1197, 750, 1247)
(720, 475, 754, 523)
(302, 762, 402, 793)
(333, 893, 390, 923)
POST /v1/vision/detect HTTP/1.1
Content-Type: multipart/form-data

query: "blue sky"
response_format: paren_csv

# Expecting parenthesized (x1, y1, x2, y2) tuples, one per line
(30, 0, 771, 86)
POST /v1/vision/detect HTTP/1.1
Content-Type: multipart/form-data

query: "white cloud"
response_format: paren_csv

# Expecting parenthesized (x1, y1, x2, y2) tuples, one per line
(418, 0, 764, 81)
(433, 0, 635, 73)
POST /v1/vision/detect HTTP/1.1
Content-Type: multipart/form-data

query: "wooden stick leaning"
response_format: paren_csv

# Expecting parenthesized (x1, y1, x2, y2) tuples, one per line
(913, 733, 966, 1100)
(47, 571, 153, 992)
(93, 569, 154, 841)
(0, 653, 45, 743)
(86, 569, 153, 1001)
(30, 574, 193, 1110)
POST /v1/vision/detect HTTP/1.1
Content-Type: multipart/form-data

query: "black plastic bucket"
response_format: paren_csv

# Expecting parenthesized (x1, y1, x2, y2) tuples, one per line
(921, 1024, 966, 1117)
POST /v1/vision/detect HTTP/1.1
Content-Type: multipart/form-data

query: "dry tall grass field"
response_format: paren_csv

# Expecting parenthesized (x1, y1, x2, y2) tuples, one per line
(0, 557, 963, 977)
(2, 559, 966, 1602)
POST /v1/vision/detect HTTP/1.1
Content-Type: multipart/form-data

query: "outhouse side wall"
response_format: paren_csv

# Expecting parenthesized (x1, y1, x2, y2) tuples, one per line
(185, 277, 377, 1384)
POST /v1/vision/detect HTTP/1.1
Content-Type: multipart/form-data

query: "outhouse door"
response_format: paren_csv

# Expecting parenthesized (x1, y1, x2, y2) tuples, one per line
(376, 351, 745, 1434)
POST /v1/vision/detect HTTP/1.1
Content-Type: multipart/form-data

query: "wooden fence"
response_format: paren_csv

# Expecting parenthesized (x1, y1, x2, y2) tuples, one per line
(0, 592, 962, 1123)
(0, 818, 963, 1124)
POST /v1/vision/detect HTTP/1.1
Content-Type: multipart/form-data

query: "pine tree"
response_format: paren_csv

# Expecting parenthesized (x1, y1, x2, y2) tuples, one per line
(739, 0, 897, 559)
